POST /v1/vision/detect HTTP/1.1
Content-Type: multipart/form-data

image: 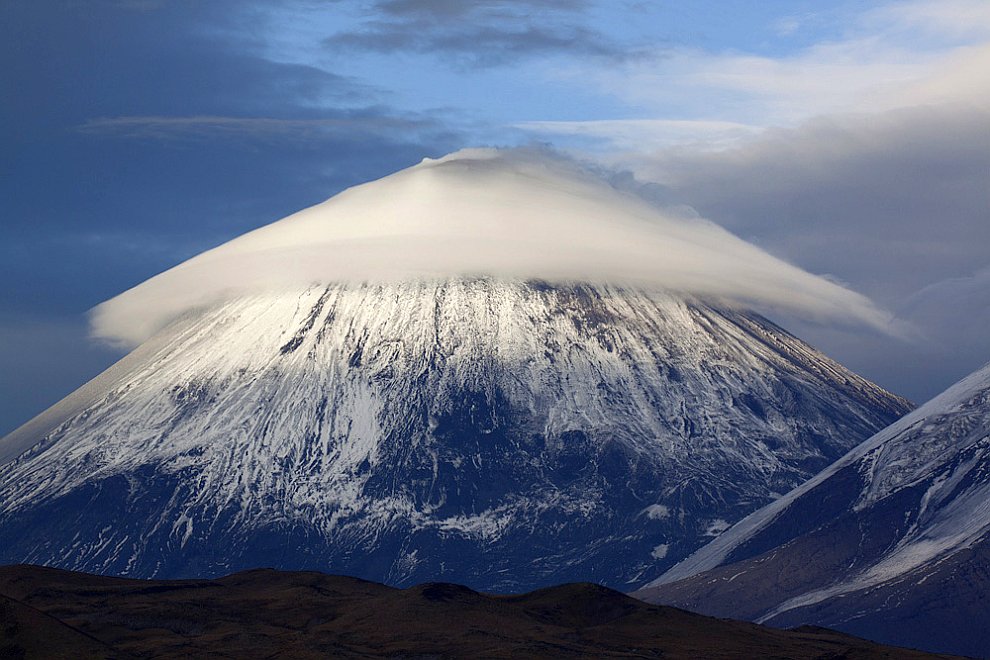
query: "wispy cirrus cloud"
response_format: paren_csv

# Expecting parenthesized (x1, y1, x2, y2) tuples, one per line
(514, 119, 759, 151)
(77, 113, 445, 142)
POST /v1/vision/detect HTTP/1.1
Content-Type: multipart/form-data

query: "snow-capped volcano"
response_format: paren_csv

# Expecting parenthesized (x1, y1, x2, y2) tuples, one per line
(0, 150, 909, 590)
(636, 362, 990, 656)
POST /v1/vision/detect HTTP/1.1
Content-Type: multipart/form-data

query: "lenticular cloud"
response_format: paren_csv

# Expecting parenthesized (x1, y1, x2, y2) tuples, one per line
(90, 148, 893, 347)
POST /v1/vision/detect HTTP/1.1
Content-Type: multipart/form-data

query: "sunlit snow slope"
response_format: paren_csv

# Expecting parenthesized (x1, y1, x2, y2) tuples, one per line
(0, 149, 909, 590)
(637, 363, 990, 657)
(0, 281, 908, 589)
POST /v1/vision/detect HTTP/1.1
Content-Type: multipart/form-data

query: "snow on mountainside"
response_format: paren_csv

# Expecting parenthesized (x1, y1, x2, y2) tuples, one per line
(0, 280, 909, 590)
(0, 148, 910, 591)
(636, 362, 990, 657)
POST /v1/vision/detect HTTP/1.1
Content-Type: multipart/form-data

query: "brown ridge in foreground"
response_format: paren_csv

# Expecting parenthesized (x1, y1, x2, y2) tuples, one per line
(0, 565, 962, 659)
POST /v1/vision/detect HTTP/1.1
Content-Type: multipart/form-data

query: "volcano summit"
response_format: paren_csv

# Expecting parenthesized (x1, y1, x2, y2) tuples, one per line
(0, 149, 910, 590)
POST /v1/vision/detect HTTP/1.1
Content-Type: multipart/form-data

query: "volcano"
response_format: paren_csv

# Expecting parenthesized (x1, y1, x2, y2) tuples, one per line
(0, 149, 910, 591)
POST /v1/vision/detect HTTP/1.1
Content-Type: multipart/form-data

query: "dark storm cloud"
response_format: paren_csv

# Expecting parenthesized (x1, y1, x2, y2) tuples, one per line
(615, 104, 990, 402)
(376, 0, 589, 18)
(894, 266, 990, 388)
(325, 0, 629, 66)
(628, 105, 990, 303)
(0, 0, 463, 434)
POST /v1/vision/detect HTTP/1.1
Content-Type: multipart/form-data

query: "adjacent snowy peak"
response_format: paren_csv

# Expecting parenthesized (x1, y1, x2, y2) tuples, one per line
(637, 362, 990, 657)
(0, 279, 909, 591)
(91, 148, 891, 346)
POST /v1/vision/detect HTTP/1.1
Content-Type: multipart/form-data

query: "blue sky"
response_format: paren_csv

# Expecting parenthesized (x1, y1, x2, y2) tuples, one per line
(2, 0, 989, 435)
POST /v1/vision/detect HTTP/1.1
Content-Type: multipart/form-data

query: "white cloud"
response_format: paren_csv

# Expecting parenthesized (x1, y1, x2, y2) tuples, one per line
(528, 1, 990, 148)
(513, 119, 759, 152)
(90, 148, 895, 347)
(514, 0, 990, 400)
(864, 0, 990, 42)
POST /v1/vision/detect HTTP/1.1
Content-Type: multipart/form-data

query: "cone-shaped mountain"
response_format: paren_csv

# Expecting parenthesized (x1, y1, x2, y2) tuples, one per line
(0, 149, 910, 590)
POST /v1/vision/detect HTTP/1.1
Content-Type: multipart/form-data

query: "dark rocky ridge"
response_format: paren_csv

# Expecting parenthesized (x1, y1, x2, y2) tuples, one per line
(0, 565, 962, 659)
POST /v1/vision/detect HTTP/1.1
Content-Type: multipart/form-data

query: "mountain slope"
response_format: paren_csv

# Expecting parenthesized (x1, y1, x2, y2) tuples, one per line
(0, 565, 961, 659)
(637, 362, 990, 657)
(0, 149, 910, 591)
(0, 279, 908, 590)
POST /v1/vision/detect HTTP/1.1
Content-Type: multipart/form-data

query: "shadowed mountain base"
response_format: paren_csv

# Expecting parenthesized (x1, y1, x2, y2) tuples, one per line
(0, 565, 960, 659)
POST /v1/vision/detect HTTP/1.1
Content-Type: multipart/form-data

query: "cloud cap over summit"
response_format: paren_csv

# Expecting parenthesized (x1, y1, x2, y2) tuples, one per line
(91, 148, 893, 347)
